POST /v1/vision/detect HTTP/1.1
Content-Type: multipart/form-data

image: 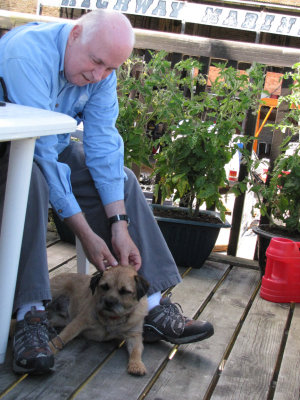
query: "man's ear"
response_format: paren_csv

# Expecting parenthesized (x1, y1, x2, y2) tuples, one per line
(134, 275, 150, 300)
(89, 271, 104, 295)
(69, 24, 82, 44)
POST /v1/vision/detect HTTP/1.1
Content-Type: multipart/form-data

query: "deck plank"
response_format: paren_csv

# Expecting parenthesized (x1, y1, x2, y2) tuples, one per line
(273, 304, 300, 400)
(210, 295, 290, 400)
(46, 230, 59, 246)
(1, 340, 118, 400)
(0, 346, 17, 396)
(0, 251, 82, 396)
(64, 262, 229, 400)
(0, 241, 111, 399)
(47, 241, 76, 271)
(69, 342, 173, 400)
(1, 236, 300, 400)
(145, 265, 260, 400)
(207, 253, 259, 270)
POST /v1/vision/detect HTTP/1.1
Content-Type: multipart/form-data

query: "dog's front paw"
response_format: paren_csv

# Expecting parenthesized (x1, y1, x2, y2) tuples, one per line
(127, 360, 147, 376)
(48, 335, 64, 354)
(48, 340, 58, 354)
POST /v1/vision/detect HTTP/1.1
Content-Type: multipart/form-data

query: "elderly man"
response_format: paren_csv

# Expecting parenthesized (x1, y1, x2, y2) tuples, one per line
(0, 10, 213, 375)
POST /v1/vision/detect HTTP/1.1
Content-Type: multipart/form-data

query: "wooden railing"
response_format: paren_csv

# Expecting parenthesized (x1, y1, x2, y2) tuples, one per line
(1, 10, 300, 67)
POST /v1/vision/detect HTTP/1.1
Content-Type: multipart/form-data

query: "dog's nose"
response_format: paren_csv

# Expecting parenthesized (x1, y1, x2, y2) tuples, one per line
(104, 297, 119, 309)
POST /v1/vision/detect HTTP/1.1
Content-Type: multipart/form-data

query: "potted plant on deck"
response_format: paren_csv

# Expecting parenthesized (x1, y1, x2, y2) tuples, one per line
(116, 56, 152, 176)
(116, 51, 189, 177)
(151, 60, 266, 268)
(238, 63, 300, 275)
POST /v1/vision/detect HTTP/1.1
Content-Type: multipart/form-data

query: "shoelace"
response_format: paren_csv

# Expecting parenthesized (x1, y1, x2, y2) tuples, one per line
(162, 294, 185, 318)
(160, 302, 185, 334)
(23, 318, 49, 347)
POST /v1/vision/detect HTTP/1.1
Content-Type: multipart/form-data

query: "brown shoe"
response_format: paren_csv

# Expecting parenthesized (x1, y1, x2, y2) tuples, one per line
(13, 307, 54, 374)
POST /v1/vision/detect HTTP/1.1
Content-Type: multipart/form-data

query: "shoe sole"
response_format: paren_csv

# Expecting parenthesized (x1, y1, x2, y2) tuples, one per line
(13, 357, 54, 375)
(144, 325, 214, 345)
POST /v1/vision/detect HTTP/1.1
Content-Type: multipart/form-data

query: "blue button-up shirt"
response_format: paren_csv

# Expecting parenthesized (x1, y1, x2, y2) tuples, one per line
(0, 21, 126, 218)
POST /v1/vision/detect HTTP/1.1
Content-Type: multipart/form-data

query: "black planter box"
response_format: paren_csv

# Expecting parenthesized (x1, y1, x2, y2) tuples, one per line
(151, 204, 231, 268)
(52, 203, 231, 270)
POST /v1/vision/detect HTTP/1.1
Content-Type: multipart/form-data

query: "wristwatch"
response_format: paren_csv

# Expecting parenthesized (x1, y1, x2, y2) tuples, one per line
(108, 214, 130, 226)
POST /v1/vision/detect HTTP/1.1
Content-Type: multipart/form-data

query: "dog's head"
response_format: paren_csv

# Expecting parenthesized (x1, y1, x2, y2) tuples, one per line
(89, 265, 149, 318)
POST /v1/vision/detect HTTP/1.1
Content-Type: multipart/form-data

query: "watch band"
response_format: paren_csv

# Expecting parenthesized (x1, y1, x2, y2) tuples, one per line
(108, 214, 130, 226)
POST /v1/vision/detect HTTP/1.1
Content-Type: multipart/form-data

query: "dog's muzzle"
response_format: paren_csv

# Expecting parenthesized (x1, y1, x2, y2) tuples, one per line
(104, 296, 119, 310)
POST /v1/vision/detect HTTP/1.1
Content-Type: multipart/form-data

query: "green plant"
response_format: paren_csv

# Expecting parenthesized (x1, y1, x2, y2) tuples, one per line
(153, 61, 266, 221)
(116, 51, 198, 169)
(116, 55, 152, 169)
(239, 63, 300, 233)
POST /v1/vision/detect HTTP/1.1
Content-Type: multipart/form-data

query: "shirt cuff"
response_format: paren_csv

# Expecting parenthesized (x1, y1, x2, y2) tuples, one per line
(99, 182, 125, 206)
(51, 193, 82, 219)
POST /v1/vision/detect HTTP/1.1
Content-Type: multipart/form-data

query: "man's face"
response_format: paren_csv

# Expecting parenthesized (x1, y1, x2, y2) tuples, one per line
(64, 24, 131, 86)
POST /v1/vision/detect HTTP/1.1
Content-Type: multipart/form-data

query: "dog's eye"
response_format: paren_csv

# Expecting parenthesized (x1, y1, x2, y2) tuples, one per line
(119, 287, 132, 296)
(100, 283, 110, 291)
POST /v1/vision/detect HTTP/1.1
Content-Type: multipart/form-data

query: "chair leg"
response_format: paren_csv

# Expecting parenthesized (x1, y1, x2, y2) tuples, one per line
(75, 236, 90, 274)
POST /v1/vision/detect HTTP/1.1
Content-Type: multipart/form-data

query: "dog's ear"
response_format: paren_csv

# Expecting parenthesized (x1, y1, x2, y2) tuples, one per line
(134, 275, 150, 300)
(89, 272, 104, 295)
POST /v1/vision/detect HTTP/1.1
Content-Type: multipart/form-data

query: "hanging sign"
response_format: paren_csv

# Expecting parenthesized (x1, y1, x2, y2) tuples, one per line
(39, 0, 300, 37)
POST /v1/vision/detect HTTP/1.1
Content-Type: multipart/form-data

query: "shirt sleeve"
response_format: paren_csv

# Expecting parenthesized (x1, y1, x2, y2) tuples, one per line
(3, 57, 81, 218)
(82, 71, 127, 206)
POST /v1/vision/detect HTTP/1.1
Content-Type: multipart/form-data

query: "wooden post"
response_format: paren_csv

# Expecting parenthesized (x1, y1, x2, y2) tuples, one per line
(260, 67, 293, 225)
(227, 108, 257, 256)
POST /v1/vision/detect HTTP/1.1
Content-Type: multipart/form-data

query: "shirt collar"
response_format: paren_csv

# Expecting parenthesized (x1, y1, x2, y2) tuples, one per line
(58, 23, 74, 75)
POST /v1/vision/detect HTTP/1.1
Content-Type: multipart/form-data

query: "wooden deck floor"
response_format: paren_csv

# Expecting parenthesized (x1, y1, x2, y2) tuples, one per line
(1, 231, 299, 400)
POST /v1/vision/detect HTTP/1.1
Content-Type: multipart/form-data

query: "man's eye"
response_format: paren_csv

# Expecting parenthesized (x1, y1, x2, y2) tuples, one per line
(92, 58, 102, 65)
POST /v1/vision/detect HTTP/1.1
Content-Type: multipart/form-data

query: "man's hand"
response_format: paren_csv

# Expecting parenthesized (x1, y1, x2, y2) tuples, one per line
(105, 200, 142, 270)
(64, 213, 118, 271)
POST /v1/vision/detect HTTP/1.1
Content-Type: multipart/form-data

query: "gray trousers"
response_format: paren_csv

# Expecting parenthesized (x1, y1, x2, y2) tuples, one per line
(0, 141, 181, 313)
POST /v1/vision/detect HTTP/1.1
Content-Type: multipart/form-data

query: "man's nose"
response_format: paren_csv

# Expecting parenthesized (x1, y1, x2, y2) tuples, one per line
(92, 65, 106, 82)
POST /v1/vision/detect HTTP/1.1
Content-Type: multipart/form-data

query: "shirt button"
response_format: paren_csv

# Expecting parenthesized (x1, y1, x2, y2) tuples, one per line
(55, 103, 59, 108)
(58, 209, 62, 213)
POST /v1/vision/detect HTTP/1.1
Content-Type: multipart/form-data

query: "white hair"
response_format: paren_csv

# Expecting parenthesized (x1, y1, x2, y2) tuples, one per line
(76, 10, 135, 47)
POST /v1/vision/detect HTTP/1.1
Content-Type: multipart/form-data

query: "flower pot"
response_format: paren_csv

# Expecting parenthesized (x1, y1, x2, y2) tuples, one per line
(260, 237, 300, 303)
(151, 204, 231, 268)
(253, 224, 300, 277)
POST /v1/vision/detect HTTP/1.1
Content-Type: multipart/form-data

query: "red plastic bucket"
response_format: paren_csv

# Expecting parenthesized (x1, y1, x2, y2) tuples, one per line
(260, 237, 300, 303)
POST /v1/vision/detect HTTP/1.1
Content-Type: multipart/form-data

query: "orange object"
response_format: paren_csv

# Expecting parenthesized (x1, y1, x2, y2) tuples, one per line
(260, 237, 300, 303)
(254, 97, 300, 153)
(228, 169, 238, 181)
(254, 98, 278, 153)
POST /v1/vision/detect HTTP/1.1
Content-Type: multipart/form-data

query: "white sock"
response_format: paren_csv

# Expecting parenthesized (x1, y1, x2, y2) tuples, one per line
(16, 301, 45, 321)
(147, 292, 162, 311)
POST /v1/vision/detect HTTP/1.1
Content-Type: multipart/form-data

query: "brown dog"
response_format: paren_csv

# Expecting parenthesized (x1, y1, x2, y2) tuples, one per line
(47, 265, 149, 376)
